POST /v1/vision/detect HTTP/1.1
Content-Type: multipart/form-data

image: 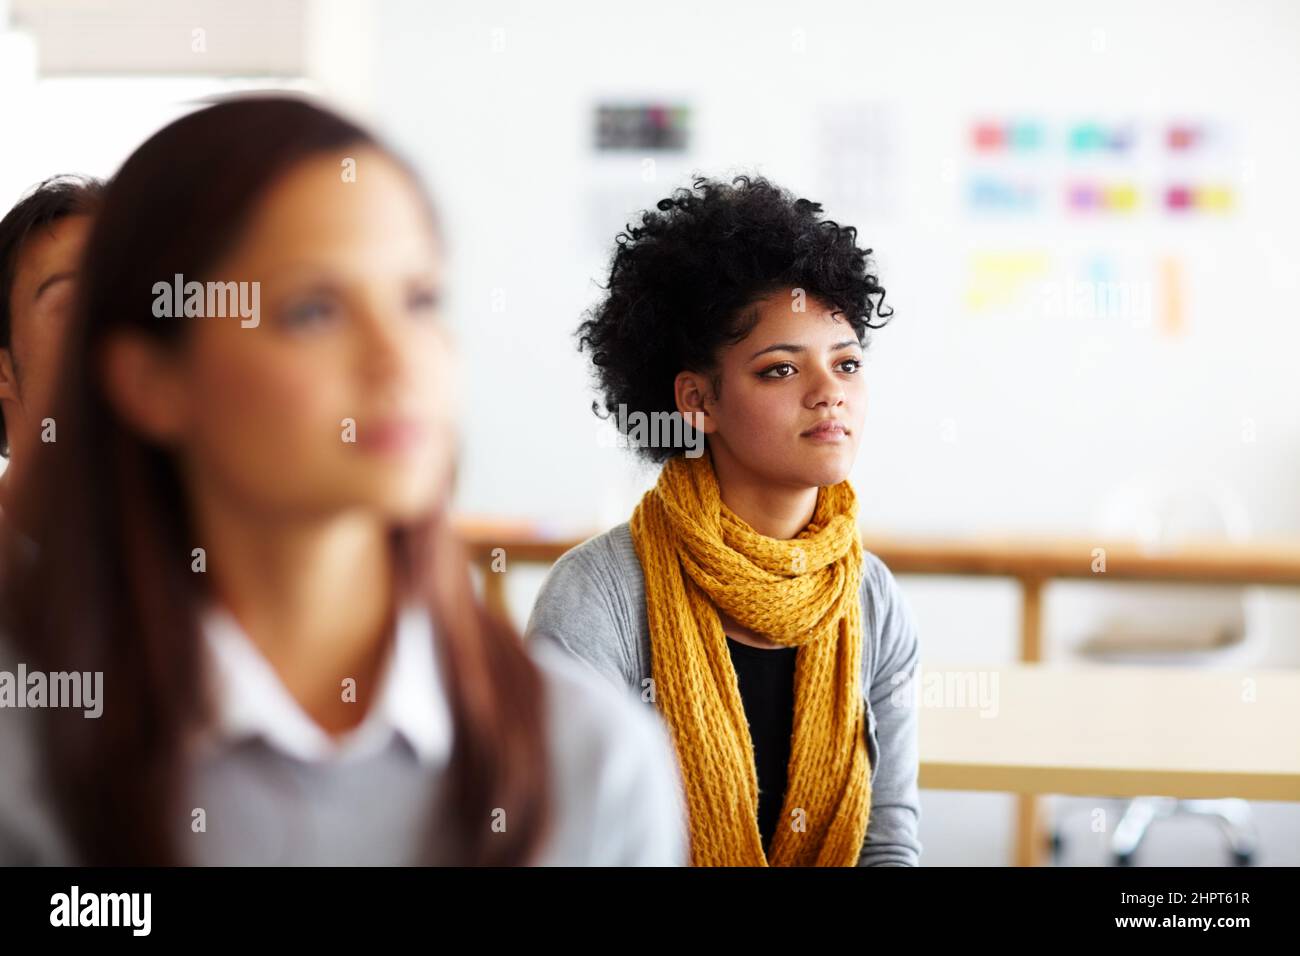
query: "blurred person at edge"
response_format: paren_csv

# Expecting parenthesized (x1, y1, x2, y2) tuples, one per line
(0, 175, 103, 531)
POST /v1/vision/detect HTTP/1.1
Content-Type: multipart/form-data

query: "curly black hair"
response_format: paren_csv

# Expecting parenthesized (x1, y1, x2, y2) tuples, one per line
(577, 174, 892, 463)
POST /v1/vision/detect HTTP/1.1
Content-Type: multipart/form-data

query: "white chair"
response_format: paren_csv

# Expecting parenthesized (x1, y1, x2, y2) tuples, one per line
(1049, 475, 1265, 866)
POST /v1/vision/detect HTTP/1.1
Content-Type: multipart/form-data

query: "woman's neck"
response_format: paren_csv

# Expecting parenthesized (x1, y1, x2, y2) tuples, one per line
(708, 449, 819, 541)
(189, 487, 396, 735)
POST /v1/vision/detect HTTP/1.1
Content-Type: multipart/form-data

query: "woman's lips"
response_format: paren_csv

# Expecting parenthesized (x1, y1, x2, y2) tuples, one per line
(356, 419, 427, 453)
(801, 420, 848, 442)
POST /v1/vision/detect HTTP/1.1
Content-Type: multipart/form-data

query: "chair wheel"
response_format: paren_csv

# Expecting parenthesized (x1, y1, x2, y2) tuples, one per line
(1114, 851, 1135, 866)
(1232, 850, 1253, 867)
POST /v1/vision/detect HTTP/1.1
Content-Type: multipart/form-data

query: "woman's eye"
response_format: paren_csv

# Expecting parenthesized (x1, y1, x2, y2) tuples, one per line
(760, 362, 796, 379)
(838, 358, 863, 373)
(407, 287, 440, 316)
(279, 297, 339, 329)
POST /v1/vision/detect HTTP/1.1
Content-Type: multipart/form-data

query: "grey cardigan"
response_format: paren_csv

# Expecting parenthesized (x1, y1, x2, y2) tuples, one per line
(524, 521, 923, 866)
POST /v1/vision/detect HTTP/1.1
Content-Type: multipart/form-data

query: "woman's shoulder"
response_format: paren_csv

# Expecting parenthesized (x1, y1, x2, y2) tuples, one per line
(860, 546, 914, 619)
(857, 547, 920, 686)
(543, 522, 643, 596)
(528, 636, 688, 865)
(529, 523, 645, 616)
(524, 523, 647, 689)
(859, 547, 898, 607)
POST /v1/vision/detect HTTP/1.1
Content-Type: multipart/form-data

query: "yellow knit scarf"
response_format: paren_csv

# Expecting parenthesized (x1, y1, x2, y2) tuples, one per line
(629, 451, 871, 866)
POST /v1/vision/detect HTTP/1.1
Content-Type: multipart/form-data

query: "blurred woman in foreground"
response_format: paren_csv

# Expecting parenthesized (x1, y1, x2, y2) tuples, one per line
(0, 96, 686, 865)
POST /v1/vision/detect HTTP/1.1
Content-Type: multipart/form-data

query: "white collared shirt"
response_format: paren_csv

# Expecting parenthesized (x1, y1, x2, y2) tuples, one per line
(199, 602, 449, 767)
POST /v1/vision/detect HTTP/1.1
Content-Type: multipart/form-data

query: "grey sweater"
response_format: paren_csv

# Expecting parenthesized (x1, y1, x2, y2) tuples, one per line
(0, 618, 689, 866)
(524, 521, 923, 866)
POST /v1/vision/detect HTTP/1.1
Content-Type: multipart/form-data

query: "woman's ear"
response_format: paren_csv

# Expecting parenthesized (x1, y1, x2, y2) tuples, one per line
(673, 369, 716, 435)
(99, 331, 191, 444)
(0, 348, 20, 406)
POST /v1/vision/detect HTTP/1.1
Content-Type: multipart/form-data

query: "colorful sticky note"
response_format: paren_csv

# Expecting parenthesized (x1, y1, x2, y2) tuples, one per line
(1104, 183, 1139, 212)
(973, 123, 1004, 150)
(1165, 185, 1193, 211)
(1159, 257, 1185, 336)
(1195, 185, 1234, 212)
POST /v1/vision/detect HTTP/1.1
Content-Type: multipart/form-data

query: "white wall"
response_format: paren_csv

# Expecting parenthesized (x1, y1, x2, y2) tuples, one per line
(371, 0, 1300, 530)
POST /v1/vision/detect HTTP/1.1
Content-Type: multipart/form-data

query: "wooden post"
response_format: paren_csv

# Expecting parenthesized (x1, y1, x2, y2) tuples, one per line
(1015, 576, 1048, 866)
(480, 557, 509, 620)
(1020, 575, 1044, 663)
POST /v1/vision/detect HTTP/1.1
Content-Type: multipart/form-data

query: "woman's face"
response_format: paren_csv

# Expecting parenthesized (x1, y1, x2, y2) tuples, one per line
(686, 291, 867, 490)
(117, 147, 455, 522)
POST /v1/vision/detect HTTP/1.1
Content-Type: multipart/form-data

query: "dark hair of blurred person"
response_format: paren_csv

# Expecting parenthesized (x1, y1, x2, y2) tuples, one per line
(0, 175, 104, 524)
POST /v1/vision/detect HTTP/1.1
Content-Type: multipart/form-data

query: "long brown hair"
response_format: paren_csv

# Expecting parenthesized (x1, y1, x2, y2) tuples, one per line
(0, 96, 551, 865)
